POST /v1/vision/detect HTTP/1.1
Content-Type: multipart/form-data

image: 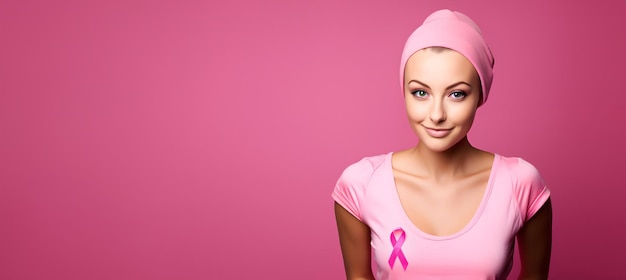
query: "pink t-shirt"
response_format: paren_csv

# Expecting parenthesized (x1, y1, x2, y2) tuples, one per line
(332, 153, 550, 280)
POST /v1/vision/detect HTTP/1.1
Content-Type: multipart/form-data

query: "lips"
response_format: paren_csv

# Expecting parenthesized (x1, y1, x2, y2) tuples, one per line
(423, 126, 452, 138)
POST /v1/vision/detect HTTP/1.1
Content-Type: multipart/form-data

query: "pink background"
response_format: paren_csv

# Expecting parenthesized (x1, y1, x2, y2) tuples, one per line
(1, 0, 624, 279)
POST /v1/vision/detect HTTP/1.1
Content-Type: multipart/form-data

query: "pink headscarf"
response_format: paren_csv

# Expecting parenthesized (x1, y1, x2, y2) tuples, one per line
(400, 9, 495, 105)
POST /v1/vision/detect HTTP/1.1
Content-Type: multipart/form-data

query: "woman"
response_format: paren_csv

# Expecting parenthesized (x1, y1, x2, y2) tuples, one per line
(332, 9, 552, 280)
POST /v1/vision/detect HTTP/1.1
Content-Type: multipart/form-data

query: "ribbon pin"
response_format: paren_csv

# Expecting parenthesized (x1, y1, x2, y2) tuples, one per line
(388, 227, 408, 270)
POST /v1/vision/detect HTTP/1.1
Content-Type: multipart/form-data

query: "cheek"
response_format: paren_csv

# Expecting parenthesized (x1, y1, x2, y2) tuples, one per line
(405, 102, 427, 122)
(449, 106, 477, 125)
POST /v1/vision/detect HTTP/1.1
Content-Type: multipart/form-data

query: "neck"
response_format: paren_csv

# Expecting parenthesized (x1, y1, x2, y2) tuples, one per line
(411, 137, 477, 182)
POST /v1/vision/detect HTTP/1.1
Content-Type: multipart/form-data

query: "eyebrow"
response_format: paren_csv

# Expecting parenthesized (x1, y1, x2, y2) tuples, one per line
(407, 79, 472, 91)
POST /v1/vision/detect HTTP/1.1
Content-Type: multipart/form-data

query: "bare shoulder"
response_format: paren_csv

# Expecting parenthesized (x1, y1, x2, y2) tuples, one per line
(470, 149, 495, 172)
(391, 148, 414, 161)
(390, 148, 422, 174)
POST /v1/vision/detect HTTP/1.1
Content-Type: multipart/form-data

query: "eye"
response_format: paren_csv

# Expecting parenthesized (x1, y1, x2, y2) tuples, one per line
(411, 90, 428, 98)
(449, 91, 467, 99)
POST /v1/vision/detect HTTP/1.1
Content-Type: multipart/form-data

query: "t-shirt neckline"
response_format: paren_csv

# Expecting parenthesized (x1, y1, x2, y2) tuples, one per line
(386, 152, 500, 241)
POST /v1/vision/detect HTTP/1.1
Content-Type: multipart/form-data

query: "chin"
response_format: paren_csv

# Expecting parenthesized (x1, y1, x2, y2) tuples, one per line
(416, 134, 466, 153)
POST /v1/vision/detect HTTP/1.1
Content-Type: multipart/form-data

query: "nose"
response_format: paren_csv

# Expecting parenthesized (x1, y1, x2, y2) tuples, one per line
(429, 99, 447, 124)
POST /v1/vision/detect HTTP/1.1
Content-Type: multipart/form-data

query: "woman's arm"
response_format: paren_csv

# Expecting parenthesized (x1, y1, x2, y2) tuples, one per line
(516, 198, 552, 280)
(334, 202, 375, 280)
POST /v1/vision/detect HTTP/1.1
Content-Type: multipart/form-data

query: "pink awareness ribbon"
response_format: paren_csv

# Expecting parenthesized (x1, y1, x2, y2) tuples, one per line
(388, 227, 408, 270)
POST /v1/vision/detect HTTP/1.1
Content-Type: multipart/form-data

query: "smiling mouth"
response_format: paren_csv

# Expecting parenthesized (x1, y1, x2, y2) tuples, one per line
(423, 126, 452, 131)
(422, 126, 453, 138)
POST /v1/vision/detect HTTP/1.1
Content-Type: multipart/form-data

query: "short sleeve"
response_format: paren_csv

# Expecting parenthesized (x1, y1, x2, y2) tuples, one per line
(512, 158, 551, 223)
(331, 158, 375, 221)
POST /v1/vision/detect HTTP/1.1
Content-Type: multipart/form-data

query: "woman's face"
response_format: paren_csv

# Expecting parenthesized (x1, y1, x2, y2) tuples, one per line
(403, 48, 481, 152)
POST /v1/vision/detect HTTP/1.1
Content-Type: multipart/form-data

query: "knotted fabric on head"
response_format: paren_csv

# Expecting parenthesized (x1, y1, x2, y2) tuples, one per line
(400, 9, 495, 105)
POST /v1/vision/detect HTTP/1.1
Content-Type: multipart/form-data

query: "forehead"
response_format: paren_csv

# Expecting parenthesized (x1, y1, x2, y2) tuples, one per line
(404, 48, 479, 83)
